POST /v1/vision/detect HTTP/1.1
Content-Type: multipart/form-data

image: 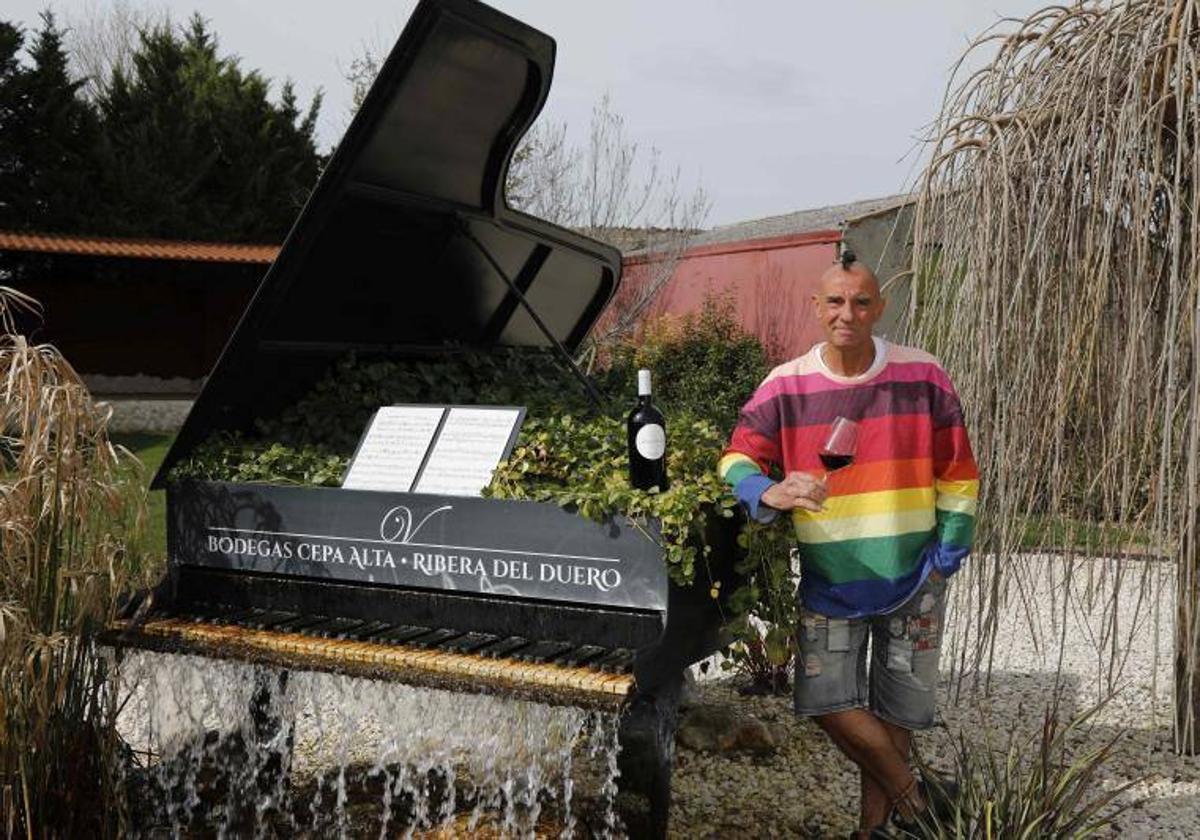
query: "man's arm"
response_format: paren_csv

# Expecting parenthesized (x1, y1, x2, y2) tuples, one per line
(928, 372, 979, 576)
(718, 387, 826, 522)
(719, 426, 784, 523)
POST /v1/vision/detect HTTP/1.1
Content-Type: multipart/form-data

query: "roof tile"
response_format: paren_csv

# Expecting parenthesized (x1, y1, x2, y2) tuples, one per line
(0, 230, 279, 264)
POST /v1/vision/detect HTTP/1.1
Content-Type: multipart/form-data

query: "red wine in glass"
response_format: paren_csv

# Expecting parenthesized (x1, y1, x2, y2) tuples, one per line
(819, 417, 858, 475)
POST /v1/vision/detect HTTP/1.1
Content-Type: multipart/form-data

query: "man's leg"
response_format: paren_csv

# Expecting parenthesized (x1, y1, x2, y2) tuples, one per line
(815, 709, 921, 832)
(862, 573, 952, 830)
(795, 612, 925, 834)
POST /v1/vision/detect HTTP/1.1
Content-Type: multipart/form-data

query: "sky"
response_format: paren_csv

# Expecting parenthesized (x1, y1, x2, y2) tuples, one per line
(8, 0, 1049, 227)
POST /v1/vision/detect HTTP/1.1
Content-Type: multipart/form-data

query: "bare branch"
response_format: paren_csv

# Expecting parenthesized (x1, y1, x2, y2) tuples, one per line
(61, 0, 170, 99)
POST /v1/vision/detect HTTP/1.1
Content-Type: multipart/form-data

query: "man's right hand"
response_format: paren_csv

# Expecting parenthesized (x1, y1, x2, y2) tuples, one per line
(760, 471, 828, 513)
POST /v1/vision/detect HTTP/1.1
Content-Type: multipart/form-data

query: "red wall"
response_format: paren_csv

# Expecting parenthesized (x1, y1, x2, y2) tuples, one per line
(621, 230, 841, 363)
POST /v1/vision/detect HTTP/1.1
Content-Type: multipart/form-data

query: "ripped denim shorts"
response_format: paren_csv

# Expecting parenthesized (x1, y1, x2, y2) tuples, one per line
(793, 574, 948, 730)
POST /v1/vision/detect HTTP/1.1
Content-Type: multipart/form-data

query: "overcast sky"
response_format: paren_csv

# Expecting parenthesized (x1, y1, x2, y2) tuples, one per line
(8, 1, 1048, 227)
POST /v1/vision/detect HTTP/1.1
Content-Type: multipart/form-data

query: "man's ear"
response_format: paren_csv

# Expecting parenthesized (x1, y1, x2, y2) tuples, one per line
(811, 293, 822, 319)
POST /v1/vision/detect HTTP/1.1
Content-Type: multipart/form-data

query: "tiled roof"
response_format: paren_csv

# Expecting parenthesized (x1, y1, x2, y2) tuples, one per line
(0, 230, 279, 264)
(686, 194, 914, 250)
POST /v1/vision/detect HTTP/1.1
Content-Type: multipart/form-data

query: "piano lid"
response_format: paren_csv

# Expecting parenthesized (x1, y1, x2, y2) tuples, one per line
(154, 0, 621, 487)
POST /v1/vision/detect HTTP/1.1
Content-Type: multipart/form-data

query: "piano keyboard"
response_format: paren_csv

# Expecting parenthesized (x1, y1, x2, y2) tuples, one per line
(105, 608, 637, 710)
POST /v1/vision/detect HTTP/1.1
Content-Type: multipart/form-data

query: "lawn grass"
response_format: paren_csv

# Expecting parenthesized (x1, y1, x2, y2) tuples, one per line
(111, 432, 173, 562)
(1017, 514, 1165, 556)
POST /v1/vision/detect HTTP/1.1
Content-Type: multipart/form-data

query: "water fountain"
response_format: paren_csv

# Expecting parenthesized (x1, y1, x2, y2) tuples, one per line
(117, 651, 627, 837)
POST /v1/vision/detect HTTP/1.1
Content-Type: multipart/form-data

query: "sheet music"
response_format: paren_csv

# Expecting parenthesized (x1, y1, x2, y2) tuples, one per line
(342, 406, 445, 492)
(413, 407, 522, 497)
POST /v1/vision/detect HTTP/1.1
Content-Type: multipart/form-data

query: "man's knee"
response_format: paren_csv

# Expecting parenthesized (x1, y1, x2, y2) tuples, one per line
(812, 706, 866, 739)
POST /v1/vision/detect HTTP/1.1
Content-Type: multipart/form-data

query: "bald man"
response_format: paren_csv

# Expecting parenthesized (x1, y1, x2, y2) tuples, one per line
(717, 255, 979, 838)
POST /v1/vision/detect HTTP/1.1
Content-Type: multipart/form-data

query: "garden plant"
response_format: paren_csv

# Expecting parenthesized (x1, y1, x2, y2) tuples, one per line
(0, 286, 151, 836)
(909, 0, 1200, 752)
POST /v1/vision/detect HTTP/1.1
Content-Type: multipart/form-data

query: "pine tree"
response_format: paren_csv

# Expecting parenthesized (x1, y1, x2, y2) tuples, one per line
(92, 14, 322, 242)
(0, 22, 26, 228)
(0, 13, 100, 232)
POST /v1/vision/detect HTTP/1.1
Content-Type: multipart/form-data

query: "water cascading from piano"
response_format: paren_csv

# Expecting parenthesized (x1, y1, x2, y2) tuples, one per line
(117, 650, 627, 836)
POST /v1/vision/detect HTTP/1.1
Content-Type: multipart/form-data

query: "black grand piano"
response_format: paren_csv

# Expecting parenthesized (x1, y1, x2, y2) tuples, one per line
(108, 0, 738, 835)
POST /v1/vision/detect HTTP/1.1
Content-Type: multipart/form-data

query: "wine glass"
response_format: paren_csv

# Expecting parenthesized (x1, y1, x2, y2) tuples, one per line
(819, 417, 858, 476)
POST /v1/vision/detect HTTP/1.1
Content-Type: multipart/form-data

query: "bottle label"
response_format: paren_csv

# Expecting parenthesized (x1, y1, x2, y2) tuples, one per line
(635, 424, 666, 460)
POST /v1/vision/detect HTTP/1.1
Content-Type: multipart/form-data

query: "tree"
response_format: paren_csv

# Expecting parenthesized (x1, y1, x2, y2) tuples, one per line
(89, 14, 323, 242)
(0, 13, 101, 232)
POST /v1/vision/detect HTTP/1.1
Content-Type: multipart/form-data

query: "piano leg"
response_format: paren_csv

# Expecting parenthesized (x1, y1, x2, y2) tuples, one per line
(617, 671, 683, 839)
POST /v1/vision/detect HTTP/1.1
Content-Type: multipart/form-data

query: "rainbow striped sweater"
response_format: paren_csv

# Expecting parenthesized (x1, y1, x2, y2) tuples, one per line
(718, 338, 978, 618)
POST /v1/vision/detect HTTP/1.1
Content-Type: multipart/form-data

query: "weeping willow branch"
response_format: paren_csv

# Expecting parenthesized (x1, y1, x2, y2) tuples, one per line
(908, 0, 1200, 752)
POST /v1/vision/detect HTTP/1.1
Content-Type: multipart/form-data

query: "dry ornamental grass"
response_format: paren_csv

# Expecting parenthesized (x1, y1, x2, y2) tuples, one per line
(0, 285, 149, 836)
(908, 0, 1200, 751)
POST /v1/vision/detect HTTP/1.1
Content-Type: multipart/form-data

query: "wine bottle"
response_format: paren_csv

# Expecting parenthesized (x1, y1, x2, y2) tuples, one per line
(627, 369, 668, 491)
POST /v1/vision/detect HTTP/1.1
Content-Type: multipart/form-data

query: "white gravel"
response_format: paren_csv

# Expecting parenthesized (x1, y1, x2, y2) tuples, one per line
(102, 398, 193, 433)
(669, 553, 1200, 838)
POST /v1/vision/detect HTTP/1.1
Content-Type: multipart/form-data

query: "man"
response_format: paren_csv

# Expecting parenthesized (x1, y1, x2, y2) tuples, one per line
(717, 253, 978, 838)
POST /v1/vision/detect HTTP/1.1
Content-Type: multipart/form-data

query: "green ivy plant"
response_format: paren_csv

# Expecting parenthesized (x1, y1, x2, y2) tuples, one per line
(171, 432, 348, 486)
(484, 411, 737, 586)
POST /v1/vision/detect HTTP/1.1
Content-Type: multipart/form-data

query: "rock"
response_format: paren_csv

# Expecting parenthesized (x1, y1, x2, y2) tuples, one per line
(676, 718, 719, 752)
(717, 718, 777, 754)
(770, 723, 791, 749)
(679, 667, 701, 710)
(676, 704, 777, 754)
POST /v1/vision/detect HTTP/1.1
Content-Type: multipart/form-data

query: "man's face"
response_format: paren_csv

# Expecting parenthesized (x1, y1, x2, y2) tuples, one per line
(812, 267, 885, 350)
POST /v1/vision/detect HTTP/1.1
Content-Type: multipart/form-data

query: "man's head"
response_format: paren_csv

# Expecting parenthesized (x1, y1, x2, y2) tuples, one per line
(811, 258, 885, 351)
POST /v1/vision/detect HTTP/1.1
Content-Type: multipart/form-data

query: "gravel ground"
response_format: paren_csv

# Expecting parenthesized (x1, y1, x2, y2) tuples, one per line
(102, 397, 193, 433)
(669, 553, 1200, 838)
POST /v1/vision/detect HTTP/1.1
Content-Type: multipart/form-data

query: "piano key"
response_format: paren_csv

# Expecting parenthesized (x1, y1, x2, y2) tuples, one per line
(270, 615, 327, 634)
(476, 636, 530, 659)
(592, 649, 635, 673)
(118, 619, 637, 706)
(174, 601, 213, 616)
(439, 632, 498, 654)
(218, 608, 267, 626)
(172, 603, 216, 622)
(513, 640, 575, 663)
(161, 610, 200, 624)
(409, 628, 465, 649)
(554, 645, 607, 667)
(347, 620, 393, 640)
(375, 625, 433, 645)
(309, 617, 368, 638)
(256, 611, 302, 630)
(244, 610, 298, 630)
(292, 618, 341, 637)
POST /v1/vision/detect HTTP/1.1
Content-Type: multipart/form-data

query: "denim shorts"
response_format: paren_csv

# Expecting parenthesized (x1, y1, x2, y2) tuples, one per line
(793, 574, 948, 730)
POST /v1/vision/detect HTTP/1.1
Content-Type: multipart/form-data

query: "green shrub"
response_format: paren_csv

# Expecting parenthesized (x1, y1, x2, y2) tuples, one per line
(267, 348, 587, 452)
(602, 296, 769, 434)
(172, 348, 587, 486)
(486, 410, 737, 586)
